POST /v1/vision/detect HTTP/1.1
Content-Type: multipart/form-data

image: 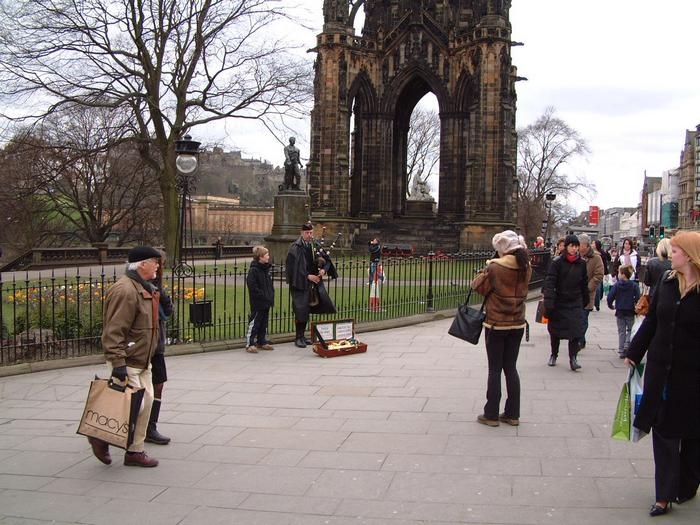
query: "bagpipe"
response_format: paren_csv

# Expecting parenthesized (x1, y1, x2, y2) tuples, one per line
(309, 227, 341, 314)
(312, 227, 340, 280)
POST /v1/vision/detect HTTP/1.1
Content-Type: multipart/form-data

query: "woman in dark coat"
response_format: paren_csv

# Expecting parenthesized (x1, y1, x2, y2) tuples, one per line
(541, 234, 588, 371)
(626, 231, 700, 516)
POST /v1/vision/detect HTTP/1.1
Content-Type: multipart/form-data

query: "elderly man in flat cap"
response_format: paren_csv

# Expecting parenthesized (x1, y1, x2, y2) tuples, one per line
(87, 245, 162, 467)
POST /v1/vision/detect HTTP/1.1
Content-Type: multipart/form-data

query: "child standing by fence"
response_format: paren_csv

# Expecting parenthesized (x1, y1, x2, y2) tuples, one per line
(607, 264, 640, 358)
(245, 246, 274, 353)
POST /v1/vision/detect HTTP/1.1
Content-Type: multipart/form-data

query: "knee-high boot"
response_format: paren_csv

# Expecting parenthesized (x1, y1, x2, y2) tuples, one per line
(145, 399, 171, 445)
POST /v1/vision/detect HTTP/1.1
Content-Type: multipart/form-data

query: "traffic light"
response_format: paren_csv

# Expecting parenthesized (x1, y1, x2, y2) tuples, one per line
(649, 225, 655, 238)
(659, 226, 665, 238)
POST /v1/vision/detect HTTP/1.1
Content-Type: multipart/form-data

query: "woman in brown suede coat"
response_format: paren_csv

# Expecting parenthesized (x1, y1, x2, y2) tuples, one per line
(471, 230, 532, 427)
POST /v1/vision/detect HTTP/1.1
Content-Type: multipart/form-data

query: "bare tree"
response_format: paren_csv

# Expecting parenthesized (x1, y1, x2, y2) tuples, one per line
(0, 106, 162, 246)
(517, 107, 594, 242)
(0, 0, 311, 254)
(0, 139, 64, 254)
(406, 106, 440, 198)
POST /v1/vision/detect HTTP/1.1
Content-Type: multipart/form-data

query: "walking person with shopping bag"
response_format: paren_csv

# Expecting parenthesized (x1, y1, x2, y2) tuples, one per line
(87, 246, 162, 467)
(625, 231, 700, 516)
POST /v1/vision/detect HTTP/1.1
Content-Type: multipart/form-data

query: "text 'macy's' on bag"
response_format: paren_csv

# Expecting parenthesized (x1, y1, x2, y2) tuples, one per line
(77, 377, 145, 450)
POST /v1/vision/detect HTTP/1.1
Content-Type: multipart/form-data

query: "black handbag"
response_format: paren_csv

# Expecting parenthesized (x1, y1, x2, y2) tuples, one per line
(448, 289, 488, 345)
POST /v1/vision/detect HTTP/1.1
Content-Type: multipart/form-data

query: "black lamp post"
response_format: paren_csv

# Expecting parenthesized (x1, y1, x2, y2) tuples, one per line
(172, 134, 211, 327)
(545, 192, 556, 247)
(172, 134, 201, 278)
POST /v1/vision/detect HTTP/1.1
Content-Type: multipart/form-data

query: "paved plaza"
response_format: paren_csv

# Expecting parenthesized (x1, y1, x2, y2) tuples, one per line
(0, 302, 698, 524)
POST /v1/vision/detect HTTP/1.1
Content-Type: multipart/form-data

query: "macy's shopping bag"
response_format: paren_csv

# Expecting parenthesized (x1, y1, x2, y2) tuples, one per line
(76, 377, 145, 450)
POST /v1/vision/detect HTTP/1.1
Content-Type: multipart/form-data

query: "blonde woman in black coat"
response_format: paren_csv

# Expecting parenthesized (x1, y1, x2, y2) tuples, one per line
(626, 231, 700, 516)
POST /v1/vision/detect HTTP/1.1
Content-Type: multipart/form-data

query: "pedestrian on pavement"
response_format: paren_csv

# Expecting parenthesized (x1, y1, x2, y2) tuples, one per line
(612, 237, 641, 281)
(542, 234, 588, 370)
(146, 251, 173, 445)
(578, 234, 604, 349)
(245, 245, 275, 353)
(368, 237, 382, 284)
(554, 237, 566, 257)
(606, 264, 640, 358)
(626, 231, 700, 516)
(90, 245, 162, 467)
(644, 238, 672, 299)
(471, 230, 532, 427)
(286, 222, 323, 348)
(593, 239, 611, 310)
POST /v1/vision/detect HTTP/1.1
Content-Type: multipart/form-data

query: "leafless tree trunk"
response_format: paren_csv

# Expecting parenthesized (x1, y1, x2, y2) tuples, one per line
(517, 107, 593, 242)
(0, 0, 311, 255)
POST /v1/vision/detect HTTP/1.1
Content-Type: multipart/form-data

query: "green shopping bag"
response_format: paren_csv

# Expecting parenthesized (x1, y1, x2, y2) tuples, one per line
(611, 380, 631, 441)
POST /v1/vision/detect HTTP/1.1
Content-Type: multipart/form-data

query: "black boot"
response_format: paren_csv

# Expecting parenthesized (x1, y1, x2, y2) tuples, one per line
(548, 354, 557, 366)
(569, 356, 581, 371)
(145, 399, 171, 445)
(295, 321, 310, 347)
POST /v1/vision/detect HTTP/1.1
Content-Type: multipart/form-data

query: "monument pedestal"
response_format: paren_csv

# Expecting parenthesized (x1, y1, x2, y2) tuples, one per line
(265, 191, 308, 266)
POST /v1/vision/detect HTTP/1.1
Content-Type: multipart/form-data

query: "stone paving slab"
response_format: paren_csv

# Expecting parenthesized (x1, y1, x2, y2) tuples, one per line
(1, 303, 699, 524)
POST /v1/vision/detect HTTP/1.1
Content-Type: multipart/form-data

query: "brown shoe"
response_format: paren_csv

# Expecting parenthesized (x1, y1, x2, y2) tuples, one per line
(257, 343, 274, 351)
(477, 414, 499, 427)
(124, 451, 158, 467)
(499, 413, 520, 426)
(245, 345, 258, 353)
(87, 436, 111, 465)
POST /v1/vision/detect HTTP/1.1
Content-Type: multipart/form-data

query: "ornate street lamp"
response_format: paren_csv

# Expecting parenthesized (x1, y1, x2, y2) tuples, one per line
(172, 134, 211, 327)
(173, 134, 201, 277)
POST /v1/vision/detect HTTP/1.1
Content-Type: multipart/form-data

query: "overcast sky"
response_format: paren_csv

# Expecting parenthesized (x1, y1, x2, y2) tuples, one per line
(221, 1, 700, 213)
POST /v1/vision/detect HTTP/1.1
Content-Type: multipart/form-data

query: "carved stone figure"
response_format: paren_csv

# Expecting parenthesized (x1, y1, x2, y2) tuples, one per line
(282, 137, 303, 191)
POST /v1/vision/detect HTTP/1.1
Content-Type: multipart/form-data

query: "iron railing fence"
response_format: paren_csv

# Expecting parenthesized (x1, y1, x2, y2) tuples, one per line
(1, 250, 551, 366)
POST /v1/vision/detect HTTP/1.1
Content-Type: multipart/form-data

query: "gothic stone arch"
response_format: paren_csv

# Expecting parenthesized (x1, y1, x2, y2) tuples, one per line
(309, 0, 519, 249)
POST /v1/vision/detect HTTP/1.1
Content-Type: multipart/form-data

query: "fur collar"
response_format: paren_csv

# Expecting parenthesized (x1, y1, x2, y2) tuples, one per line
(486, 254, 519, 270)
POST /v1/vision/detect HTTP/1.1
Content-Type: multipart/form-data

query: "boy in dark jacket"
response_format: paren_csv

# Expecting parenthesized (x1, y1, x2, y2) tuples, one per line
(245, 246, 275, 353)
(607, 264, 640, 358)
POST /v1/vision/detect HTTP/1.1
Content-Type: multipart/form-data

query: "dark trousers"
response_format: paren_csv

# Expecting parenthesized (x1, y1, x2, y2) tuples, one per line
(246, 308, 270, 346)
(483, 328, 524, 420)
(652, 429, 700, 502)
(550, 334, 580, 359)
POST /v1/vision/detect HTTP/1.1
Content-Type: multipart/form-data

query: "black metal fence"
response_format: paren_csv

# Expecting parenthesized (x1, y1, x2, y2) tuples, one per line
(1, 250, 551, 366)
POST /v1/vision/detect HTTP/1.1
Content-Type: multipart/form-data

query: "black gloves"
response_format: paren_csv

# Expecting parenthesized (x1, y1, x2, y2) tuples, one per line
(111, 365, 127, 382)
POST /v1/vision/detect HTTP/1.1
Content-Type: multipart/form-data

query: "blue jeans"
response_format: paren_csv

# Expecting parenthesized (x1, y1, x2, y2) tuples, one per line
(581, 308, 591, 346)
(594, 282, 604, 309)
(616, 314, 635, 354)
(483, 328, 524, 419)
